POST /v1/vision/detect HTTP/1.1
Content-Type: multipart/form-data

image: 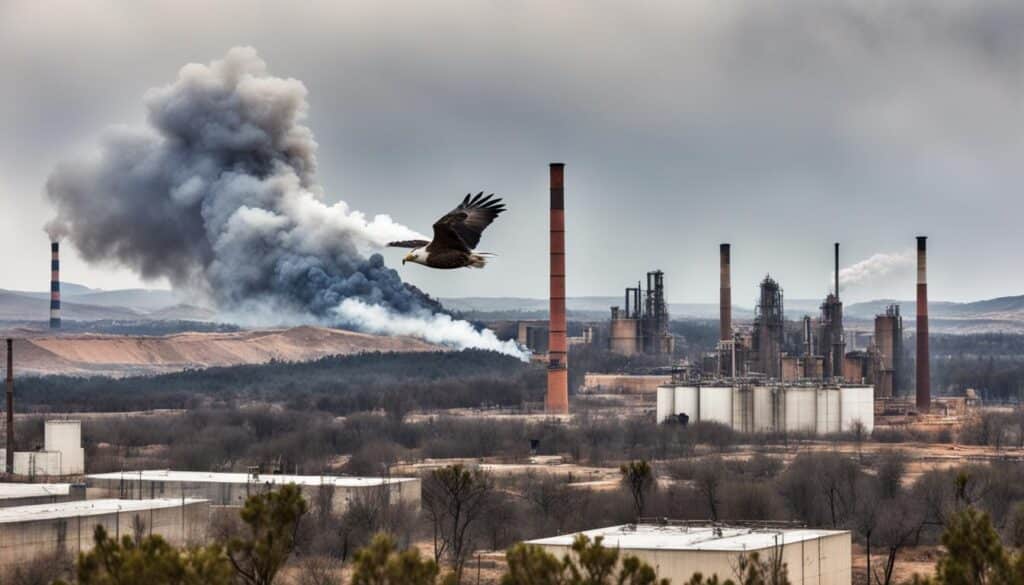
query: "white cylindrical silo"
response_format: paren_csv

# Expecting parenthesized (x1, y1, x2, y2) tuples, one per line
(656, 386, 676, 423)
(840, 385, 875, 433)
(699, 386, 733, 427)
(784, 387, 817, 433)
(673, 386, 700, 422)
(816, 387, 841, 435)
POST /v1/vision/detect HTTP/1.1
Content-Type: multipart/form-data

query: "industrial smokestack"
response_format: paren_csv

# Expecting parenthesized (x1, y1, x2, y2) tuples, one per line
(720, 244, 731, 342)
(50, 242, 61, 329)
(834, 242, 840, 300)
(916, 236, 930, 412)
(5, 339, 12, 474)
(546, 163, 569, 414)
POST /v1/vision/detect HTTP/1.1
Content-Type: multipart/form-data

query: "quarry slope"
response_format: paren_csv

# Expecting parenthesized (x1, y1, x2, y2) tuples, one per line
(6, 326, 439, 376)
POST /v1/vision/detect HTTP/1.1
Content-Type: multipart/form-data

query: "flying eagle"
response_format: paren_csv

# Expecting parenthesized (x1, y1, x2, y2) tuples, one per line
(388, 192, 506, 269)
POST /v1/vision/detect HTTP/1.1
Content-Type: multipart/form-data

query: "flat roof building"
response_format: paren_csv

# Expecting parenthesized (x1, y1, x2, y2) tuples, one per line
(0, 482, 85, 508)
(87, 470, 421, 512)
(0, 498, 209, 571)
(528, 524, 851, 585)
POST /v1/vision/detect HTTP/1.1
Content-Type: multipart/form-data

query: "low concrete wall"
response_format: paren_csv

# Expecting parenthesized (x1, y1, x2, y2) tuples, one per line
(87, 476, 421, 513)
(0, 499, 209, 571)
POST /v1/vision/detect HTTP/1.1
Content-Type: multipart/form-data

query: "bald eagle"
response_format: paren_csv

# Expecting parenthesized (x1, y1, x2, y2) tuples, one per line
(388, 192, 506, 269)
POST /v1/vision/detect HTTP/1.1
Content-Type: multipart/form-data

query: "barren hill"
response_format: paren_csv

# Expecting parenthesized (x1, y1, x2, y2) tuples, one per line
(5, 326, 440, 376)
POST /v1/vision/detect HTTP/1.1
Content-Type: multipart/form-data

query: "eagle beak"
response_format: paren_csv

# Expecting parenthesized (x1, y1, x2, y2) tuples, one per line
(403, 253, 412, 265)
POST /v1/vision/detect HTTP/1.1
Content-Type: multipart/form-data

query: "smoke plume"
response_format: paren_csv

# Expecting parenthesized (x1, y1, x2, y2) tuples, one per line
(44, 47, 527, 359)
(836, 250, 915, 289)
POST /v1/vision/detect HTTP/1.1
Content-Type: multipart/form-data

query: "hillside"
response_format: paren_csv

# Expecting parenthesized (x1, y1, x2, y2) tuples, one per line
(4, 326, 440, 376)
(0, 291, 143, 321)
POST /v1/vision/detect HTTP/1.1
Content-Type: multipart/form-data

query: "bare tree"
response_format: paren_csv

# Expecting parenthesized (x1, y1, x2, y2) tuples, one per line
(620, 460, 655, 519)
(693, 457, 726, 522)
(421, 464, 493, 581)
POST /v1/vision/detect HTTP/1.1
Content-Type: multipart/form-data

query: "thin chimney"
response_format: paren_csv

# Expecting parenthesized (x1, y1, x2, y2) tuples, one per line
(50, 242, 61, 329)
(5, 339, 12, 474)
(720, 243, 731, 342)
(916, 236, 930, 412)
(546, 163, 569, 414)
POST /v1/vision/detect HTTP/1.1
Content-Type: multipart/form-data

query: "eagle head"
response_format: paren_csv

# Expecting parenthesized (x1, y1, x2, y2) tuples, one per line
(403, 248, 427, 266)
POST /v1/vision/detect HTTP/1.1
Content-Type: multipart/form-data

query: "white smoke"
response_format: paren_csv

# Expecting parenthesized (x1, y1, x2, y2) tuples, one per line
(335, 299, 528, 361)
(836, 250, 915, 289)
(44, 47, 524, 358)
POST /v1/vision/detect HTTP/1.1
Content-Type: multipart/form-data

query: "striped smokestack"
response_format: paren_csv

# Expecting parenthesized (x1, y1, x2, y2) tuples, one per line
(916, 236, 930, 412)
(546, 163, 569, 414)
(50, 242, 61, 329)
(5, 339, 12, 474)
(720, 243, 731, 342)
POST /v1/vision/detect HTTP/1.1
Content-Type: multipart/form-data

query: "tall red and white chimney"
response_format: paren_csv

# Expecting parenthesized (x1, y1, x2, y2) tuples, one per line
(916, 236, 930, 412)
(546, 163, 569, 414)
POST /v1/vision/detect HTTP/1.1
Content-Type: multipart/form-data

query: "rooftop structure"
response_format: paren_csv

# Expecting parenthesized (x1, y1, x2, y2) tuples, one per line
(0, 497, 206, 523)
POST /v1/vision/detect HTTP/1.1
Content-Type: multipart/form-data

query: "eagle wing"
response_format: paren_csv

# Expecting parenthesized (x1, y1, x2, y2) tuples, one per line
(387, 239, 430, 248)
(429, 192, 506, 252)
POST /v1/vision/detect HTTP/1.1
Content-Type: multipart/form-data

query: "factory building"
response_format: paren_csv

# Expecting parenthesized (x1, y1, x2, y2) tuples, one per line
(516, 321, 549, 355)
(0, 420, 85, 478)
(873, 305, 903, 398)
(0, 483, 85, 508)
(749, 275, 784, 379)
(528, 523, 851, 585)
(581, 373, 672, 394)
(0, 498, 209, 571)
(609, 270, 674, 357)
(86, 470, 421, 513)
(656, 382, 874, 435)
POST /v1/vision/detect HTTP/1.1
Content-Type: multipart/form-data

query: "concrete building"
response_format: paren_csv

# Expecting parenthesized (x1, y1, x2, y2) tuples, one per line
(0, 483, 85, 508)
(86, 470, 421, 513)
(581, 373, 671, 395)
(528, 524, 851, 585)
(656, 382, 874, 435)
(0, 420, 85, 478)
(0, 498, 209, 571)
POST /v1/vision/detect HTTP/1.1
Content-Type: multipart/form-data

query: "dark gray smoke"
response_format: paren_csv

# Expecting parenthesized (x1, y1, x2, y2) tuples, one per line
(45, 47, 525, 358)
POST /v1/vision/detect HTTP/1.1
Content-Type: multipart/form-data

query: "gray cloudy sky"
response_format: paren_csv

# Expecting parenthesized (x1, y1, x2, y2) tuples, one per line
(2, 1, 1023, 304)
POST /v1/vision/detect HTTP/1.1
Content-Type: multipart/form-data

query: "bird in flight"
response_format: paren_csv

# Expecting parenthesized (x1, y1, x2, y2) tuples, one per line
(388, 192, 506, 269)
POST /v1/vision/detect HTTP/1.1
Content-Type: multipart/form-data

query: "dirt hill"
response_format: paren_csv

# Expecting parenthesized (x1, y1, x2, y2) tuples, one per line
(4, 326, 440, 376)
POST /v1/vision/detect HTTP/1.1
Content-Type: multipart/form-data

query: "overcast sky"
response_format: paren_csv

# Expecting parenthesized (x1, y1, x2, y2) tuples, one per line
(2, 1, 1023, 304)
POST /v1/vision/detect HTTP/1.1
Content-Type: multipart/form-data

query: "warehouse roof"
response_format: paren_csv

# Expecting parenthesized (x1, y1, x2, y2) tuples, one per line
(0, 498, 207, 523)
(0, 482, 74, 499)
(527, 524, 848, 552)
(87, 470, 418, 487)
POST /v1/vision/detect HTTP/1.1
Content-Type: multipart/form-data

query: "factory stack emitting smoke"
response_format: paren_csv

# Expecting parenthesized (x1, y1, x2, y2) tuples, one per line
(50, 242, 61, 329)
(5, 339, 12, 474)
(916, 236, 930, 412)
(546, 163, 569, 414)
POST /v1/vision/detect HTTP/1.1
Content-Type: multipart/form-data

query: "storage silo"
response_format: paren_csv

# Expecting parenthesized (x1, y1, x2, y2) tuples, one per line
(815, 387, 841, 435)
(784, 387, 817, 433)
(699, 386, 733, 427)
(656, 386, 676, 423)
(840, 385, 875, 433)
(674, 386, 700, 422)
(752, 386, 775, 432)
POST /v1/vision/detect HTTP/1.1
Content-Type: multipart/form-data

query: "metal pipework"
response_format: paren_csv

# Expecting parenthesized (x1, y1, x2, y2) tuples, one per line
(916, 236, 930, 413)
(546, 163, 569, 414)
